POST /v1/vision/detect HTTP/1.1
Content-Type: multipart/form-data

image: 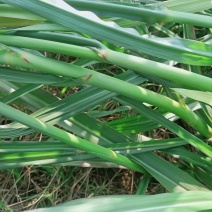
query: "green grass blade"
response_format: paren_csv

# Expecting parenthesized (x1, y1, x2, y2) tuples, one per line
(1, 34, 212, 91)
(0, 71, 144, 138)
(0, 47, 211, 137)
(136, 173, 151, 195)
(173, 88, 212, 106)
(130, 152, 208, 192)
(153, 0, 212, 13)
(0, 84, 42, 104)
(68, 113, 187, 149)
(3, 0, 212, 65)
(0, 137, 187, 154)
(0, 67, 67, 84)
(0, 110, 203, 191)
(194, 167, 212, 189)
(0, 3, 44, 20)
(0, 137, 186, 170)
(163, 147, 212, 172)
(66, 0, 212, 26)
(0, 102, 145, 173)
(26, 191, 212, 212)
(88, 105, 132, 118)
(0, 80, 57, 110)
(0, 17, 40, 28)
(107, 99, 199, 133)
(115, 96, 212, 157)
(0, 156, 96, 170)
(61, 113, 206, 192)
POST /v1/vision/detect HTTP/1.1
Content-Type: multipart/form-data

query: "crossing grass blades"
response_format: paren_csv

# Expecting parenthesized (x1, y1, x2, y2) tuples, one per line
(0, 0, 212, 211)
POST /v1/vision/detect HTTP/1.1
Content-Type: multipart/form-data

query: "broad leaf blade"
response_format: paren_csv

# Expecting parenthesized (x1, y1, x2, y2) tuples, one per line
(65, 113, 207, 192)
(26, 191, 212, 212)
(3, 0, 212, 65)
(152, 0, 212, 13)
(130, 152, 208, 192)
(115, 96, 212, 158)
(173, 88, 212, 106)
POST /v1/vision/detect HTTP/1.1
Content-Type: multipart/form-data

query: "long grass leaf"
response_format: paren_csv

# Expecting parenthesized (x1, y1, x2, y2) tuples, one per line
(173, 88, 212, 106)
(0, 47, 211, 137)
(115, 96, 212, 157)
(1, 35, 212, 91)
(130, 152, 208, 191)
(0, 71, 144, 138)
(26, 191, 212, 212)
(3, 0, 212, 65)
(0, 102, 146, 173)
(63, 113, 206, 191)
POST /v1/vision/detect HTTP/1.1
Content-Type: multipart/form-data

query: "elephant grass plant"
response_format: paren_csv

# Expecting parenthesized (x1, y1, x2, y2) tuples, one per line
(0, 0, 212, 211)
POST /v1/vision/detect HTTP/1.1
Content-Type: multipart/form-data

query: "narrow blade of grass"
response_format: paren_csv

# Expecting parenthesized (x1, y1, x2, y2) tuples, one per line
(26, 191, 212, 212)
(115, 96, 212, 158)
(3, 0, 212, 65)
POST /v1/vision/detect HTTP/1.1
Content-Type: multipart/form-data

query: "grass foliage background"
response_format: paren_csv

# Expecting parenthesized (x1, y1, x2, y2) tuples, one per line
(0, 0, 212, 211)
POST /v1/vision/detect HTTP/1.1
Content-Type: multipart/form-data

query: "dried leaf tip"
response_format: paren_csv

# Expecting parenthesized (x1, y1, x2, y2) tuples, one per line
(21, 56, 29, 63)
(82, 74, 92, 83)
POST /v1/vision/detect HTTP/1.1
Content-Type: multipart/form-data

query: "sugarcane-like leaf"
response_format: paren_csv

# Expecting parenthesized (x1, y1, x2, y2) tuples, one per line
(0, 101, 146, 173)
(0, 71, 144, 138)
(0, 67, 67, 85)
(162, 147, 212, 172)
(26, 191, 212, 212)
(3, 0, 212, 65)
(1, 34, 212, 92)
(115, 96, 212, 158)
(63, 113, 207, 192)
(152, 0, 212, 13)
(173, 88, 212, 106)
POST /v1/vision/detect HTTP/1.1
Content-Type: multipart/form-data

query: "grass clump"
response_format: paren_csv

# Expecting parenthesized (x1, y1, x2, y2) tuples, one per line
(0, 0, 212, 211)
